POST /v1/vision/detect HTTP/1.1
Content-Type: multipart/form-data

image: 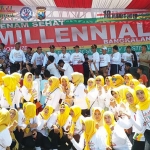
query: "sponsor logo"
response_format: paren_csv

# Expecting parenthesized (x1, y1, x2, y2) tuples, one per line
(36, 7, 46, 20)
(20, 7, 33, 20)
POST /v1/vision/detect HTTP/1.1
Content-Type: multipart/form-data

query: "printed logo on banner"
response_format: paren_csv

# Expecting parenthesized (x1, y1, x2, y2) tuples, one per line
(36, 7, 46, 20)
(20, 7, 33, 21)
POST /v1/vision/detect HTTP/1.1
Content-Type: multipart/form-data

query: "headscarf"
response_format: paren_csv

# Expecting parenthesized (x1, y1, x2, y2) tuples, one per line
(124, 74, 133, 86)
(95, 75, 104, 87)
(112, 74, 124, 87)
(83, 117, 96, 150)
(40, 105, 54, 120)
(61, 76, 70, 89)
(103, 111, 116, 147)
(48, 76, 60, 92)
(87, 78, 96, 92)
(0, 108, 10, 132)
(71, 72, 84, 86)
(135, 84, 150, 110)
(12, 73, 21, 87)
(9, 108, 18, 127)
(69, 105, 82, 134)
(130, 79, 140, 89)
(57, 103, 70, 138)
(2, 75, 17, 105)
(124, 88, 139, 112)
(92, 107, 104, 127)
(0, 71, 5, 85)
(23, 72, 33, 90)
(104, 76, 113, 91)
(111, 88, 121, 104)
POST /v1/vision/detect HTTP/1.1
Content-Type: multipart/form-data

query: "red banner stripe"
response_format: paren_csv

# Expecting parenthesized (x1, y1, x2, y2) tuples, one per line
(0, 0, 24, 6)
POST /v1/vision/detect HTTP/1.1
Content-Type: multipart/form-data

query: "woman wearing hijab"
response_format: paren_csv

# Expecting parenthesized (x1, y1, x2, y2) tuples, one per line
(71, 72, 88, 116)
(124, 74, 133, 86)
(60, 76, 74, 106)
(85, 78, 98, 115)
(129, 79, 140, 89)
(124, 84, 150, 150)
(49, 103, 72, 150)
(103, 111, 132, 150)
(11, 73, 22, 109)
(0, 71, 5, 85)
(43, 76, 65, 111)
(92, 107, 104, 130)
(68, 117, 107, 150)
(0, 108, 12, 150)
(95, 75, 104, 88)
(9, 108, 18, 150)
(116, 88, 145, 150)
(69, 106, 84, 145)
(0, 75, 17, 109)
(112, 74, 124, 88)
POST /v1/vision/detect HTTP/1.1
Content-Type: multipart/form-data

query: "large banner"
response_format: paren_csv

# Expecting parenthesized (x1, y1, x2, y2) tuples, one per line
(0, 19, 150, 55)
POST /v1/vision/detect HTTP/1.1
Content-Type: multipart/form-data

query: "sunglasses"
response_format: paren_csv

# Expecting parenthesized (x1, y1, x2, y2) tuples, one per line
(112, 78, 117, 81)
(96, 79, 101, 81)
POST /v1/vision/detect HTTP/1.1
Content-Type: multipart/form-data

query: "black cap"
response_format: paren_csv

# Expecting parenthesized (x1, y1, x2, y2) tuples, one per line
(49, 45, 55, 49)
(58, 59, 64, 64)
(91, 44, 97, 49)
(73, 45, 80, 48)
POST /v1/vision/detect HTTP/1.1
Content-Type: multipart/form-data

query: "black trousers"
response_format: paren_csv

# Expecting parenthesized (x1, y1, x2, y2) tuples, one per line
(131, 140, 145, 150)
(110, 64, 119, 76)
(145, 140, 150, 150)
(10, 140, 16, 150)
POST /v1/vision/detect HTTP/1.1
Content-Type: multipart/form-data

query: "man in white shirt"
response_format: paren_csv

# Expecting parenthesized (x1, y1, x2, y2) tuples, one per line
(57, 59, 74, 81)
(70, 45, 85, 73)
(99, 46, 110, 77)
(43, 45, 59, 68)
(9, 42, 26, 73)
(31, 46, 44, 71)
(90, 44, 100, 74)
(47, 55, 61, 78)
(59, 46, 71, 63)
(110, 45, 121, 75)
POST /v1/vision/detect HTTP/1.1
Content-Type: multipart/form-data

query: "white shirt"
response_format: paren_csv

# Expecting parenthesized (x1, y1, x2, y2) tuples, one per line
(111, 52, 121, 65)
(47, 62, 61, 78)
(18, 109, 27, 129)
(91, 51, 100, 71)
(59, 53, 71, 63)
(100, 54, 110, 67)
(122, 53, 133, 66)
(31, 52, 44, 66)
(0, 128, 12, 150)
(34, 78, 42, 101)
(9, 49, 26, 63)
(70, 52, 85, 65)
(71, 128, 106, 150)
(62, 63, 74, 81)
(73, 83, 88, 109)
(43, 52, 58, 66)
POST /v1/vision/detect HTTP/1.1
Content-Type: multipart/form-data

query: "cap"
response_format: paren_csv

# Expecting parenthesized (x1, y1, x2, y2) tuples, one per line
(49, 45, 55, 49)
(102, 46, 107, 50)
(73, 45, 80, 48)
(91, 44, 97, 49)
(15, 42, 21, 45)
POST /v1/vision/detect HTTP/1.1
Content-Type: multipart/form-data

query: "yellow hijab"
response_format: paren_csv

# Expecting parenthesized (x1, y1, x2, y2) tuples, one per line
(61, 76, 70, 88)
(103, 111, 116, 147)
(12, 73, 21, 87)
(96, 75, 104, 87)
(71, 72, 84, 86)
(135, 84, 150, 110)
(40, 105, 54, 120)
(124, 88, 139, 112)
(2, 75, 17, 105)
(23, 72, 33, 89)
(130, 79, 140, 89)
(69, 105, 82, 134)
(87, 78, 96, 92)
(111, 88, 121, 104)
(112, 74, 124, 87)
(124, 74, 133, 86)
(48, 76, 60, 92)
(0, 71, 5, 85)
(57, 103, 70, 138)
(92, 107, 104, 127)
(104, 76, 113, 91)
(9, 108, 18, 127)
(83, 117, 96, 150)
(0, 108, 10, 132)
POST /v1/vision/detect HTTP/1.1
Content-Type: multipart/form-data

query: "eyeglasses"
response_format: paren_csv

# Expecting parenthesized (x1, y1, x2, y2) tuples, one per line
(112, 78, 117, 81)
(96, 80, 101, 81)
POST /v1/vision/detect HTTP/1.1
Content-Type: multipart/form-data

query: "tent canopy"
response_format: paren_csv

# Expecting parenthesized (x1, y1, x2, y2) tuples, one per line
(0, 0, 150, 9)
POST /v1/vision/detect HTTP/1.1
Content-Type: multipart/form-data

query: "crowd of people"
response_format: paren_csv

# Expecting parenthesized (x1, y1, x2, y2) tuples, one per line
(0, 42, 150, 150)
